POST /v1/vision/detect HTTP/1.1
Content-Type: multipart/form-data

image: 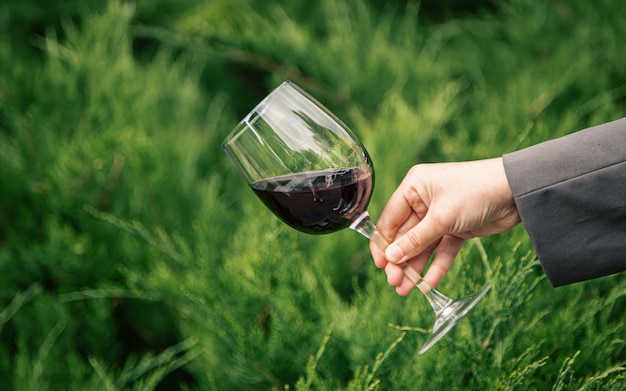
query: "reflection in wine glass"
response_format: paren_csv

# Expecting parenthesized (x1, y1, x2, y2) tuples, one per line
(223, 80, 490, 354)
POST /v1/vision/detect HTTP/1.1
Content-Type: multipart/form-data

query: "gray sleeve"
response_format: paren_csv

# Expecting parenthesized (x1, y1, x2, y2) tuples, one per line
(502, 117, 626, 287)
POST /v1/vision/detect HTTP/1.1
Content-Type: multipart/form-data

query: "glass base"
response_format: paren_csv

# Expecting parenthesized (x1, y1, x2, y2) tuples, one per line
(418, 282, 492, 354)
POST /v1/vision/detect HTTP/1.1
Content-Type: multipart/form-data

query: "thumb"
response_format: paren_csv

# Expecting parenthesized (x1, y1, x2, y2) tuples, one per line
(384, 215, 445, 264)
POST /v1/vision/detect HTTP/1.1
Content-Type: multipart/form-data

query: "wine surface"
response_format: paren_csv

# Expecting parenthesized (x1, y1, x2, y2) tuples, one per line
(251, 168, 373, 234)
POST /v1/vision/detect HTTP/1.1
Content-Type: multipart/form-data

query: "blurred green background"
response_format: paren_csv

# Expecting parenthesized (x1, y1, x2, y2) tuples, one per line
(1, 0, 625, 389)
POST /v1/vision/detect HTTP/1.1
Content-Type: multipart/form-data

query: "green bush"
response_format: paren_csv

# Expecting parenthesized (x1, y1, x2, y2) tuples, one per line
(1, 0, 625, 389)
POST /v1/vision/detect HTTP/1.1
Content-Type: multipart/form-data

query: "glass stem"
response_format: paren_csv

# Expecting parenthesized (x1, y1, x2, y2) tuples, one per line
(350, 211, 452, 315)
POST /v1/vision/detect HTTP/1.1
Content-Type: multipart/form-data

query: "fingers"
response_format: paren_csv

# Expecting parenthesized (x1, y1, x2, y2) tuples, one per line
(370, 210, 422, 269)
(370, 164, 464, 295)
(370, 159, 517, 296)
(384, 213, 447, 264)
(384, 263, 415, 296)
(384, 242, 437, 294)
(422, 235, 465, 289)
(375, 174, 426, 246)
(369, 240, 387, 269)
(381, 235, 465, 295)
(384, 262, 404, 286)
(396, 276, 417, 296)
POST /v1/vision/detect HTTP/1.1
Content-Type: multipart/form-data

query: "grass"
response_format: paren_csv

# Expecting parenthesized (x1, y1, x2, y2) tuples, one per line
(1, 0, 625, 389)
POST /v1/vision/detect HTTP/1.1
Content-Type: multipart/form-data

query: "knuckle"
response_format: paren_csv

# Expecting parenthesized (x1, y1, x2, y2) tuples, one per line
(403, 230, 423, 253)
(407, 164, 426, 177)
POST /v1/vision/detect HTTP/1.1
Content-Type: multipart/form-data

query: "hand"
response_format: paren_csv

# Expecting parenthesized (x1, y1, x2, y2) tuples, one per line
(369, 158, 521, 295)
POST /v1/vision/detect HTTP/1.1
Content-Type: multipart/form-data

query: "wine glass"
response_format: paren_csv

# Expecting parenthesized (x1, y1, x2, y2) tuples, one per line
(222, 80, 491, 354)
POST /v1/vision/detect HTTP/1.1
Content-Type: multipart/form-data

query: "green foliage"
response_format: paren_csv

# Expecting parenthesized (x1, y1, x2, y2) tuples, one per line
(1, 0, 625, 389)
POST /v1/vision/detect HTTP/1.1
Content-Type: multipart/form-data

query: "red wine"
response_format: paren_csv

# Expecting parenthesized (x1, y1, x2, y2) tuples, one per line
(251, 168, 373, 234)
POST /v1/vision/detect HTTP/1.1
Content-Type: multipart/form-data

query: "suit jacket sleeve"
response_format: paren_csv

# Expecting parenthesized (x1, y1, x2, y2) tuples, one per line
(502, 117, 626, 287)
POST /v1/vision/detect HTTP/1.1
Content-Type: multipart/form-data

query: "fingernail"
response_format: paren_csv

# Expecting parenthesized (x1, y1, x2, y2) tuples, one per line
(385, 244, 404, 264)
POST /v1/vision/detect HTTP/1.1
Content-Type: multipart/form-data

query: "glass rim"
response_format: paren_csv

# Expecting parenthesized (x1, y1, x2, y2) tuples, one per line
(222, 80, 297, 148)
